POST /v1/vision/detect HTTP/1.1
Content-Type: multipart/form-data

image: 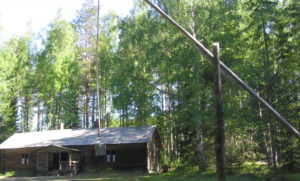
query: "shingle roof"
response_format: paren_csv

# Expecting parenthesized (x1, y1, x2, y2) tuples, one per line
(0, 126, 156, 149)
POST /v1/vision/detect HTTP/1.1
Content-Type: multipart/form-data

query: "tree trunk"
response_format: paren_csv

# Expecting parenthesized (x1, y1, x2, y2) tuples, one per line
(85, 89, 90, 128)
(104, 90, 108, 127)
(37, 104, 40, 131)
(92, 92, 96, 126)
(84, 20, 91, 128)
(196, 124, 206, 172)
(267, 115, 277, 168)
(24, 95, 29, 132)
(262, 20, 277, 169)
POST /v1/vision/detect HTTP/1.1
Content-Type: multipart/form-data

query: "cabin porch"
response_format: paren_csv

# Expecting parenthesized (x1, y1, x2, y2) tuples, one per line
(36, 145, 81, 176)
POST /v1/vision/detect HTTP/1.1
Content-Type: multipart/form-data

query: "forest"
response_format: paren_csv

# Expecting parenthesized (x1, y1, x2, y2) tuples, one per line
(0, 0, 299, 177)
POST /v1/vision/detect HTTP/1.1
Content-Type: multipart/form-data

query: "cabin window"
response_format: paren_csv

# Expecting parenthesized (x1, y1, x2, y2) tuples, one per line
(106, 150, 116, 163)
(21, 153, 29, 165)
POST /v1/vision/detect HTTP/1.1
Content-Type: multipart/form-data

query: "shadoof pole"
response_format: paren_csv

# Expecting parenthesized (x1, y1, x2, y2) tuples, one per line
(96, 0, 101, 136)
(213, 43, 225, 181)
(143, 0, 300, 139)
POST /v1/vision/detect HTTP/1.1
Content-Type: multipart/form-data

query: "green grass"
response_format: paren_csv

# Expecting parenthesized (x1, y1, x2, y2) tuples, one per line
(1, 164, 300, 181)
(67, 162, 300, 181)
(63, 171, 300, 181)
(0, 169, 35, 177)
(1, 171, 300, 181)
(0, 171, 16, 177)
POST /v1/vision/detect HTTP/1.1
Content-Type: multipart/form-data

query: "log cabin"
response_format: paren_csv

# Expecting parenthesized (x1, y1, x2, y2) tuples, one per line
(0, 125, 161, 175)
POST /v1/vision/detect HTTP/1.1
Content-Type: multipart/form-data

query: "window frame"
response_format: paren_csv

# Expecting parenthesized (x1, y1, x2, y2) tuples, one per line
(21, 153, 29, 165)
(106, 150, 116, 163)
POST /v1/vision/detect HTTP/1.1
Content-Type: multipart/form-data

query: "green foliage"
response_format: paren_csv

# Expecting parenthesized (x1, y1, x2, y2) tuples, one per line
(36, 19, 80, 129)
(110, 0, 300, 172)
(0, 36, 31, 138)
(0, 0, 299, 175)
(0, 171, 15, 177)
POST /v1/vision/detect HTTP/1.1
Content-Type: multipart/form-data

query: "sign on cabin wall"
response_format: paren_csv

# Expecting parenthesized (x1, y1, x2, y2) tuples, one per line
(95, 143, 106, 156)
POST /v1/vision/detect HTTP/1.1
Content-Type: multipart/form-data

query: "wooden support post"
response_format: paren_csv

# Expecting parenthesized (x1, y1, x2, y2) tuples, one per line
(59, 152, 61, 171)
(213, 43, 225, 181)
(69, 152, 71, 172)
(0, 150, 3, 173)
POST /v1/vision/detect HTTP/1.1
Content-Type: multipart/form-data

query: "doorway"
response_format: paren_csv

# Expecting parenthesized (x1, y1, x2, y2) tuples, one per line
(49, 153, 59, 170)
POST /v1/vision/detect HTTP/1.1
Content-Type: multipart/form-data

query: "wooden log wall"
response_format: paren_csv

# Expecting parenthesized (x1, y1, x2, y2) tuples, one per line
(70, 143, 147, 171)
(3, 148, 38, 171)
(2, 142, 154, 173)
(0, 150, 4, 173)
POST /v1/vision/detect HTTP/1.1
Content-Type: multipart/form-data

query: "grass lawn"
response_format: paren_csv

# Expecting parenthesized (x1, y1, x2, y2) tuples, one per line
(1, 163, 299, 181)
(1, 170, 300, 181)
(71, 171, 300, 181)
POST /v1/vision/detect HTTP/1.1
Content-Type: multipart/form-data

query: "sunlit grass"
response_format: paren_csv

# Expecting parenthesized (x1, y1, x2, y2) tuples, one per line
(0, 171, 16, 177)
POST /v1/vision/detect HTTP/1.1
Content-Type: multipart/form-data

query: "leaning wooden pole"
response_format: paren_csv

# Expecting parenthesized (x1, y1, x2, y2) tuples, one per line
(213, 43, 225, 181)
(96, 0, 101, 135)
(143, 0, 300, 139)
